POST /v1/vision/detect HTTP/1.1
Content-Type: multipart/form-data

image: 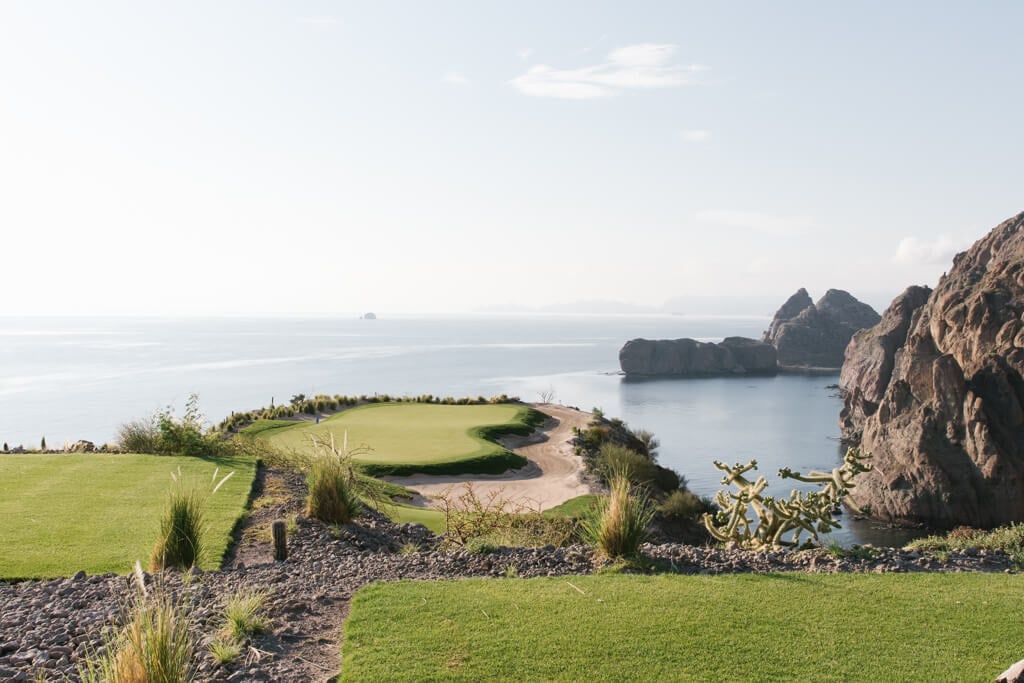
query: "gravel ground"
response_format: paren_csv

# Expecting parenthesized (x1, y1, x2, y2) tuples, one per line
(0, 467, 1017, 682)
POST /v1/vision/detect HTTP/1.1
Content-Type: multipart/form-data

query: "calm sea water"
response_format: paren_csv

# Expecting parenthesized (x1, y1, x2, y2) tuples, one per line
(0, 315, 919, 546)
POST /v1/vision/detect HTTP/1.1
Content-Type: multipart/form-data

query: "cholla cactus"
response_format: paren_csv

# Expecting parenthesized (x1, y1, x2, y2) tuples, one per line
(701, 447, 872, 550)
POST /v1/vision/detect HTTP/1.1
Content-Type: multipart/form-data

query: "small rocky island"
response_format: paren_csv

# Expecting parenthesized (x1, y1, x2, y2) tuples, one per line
(619, 288, 879, 377)
(619, 337, 776, 377)
(841, 210, 1024, 529)
(763, 288, 881, 370)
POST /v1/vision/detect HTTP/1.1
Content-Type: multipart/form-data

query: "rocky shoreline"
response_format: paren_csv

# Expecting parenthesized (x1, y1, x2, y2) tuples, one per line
(1, 502, 1018, 682)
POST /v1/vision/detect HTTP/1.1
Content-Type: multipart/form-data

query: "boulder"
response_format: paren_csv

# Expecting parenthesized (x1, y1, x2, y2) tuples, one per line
(619, 337, 776, 377)
(67, 440, 96, 453)
(764, 288, 881, 370)
(840, 210, 1024, 528)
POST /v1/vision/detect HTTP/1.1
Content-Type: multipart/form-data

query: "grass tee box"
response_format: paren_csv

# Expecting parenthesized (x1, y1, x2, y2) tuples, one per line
(341, 573, 1024, 682)
(253, 403, 545, 476)
(0, 453, 255, 580)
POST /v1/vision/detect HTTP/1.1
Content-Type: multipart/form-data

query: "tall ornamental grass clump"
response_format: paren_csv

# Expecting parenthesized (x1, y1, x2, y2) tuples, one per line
(306, 432, 364, 525)
(79, 563, 195, 683)
(150, 467, 234, 571)
(584, 474, 654, 558)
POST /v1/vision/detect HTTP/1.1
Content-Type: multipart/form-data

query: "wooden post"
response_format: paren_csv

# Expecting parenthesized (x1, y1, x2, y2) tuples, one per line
(272, 519, 287, 561)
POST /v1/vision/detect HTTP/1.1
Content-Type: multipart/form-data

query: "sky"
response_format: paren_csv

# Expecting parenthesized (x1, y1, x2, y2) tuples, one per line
(1, 1, 1022, 317)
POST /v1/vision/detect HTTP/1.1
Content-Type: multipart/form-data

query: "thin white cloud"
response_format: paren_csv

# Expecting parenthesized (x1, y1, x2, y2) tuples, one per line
(695, 210, 814, 237)
(893, 235, 967, 265)
(442, 71, 469, 86)
(510, 43, 704, 99)
(517, 47, 534, 60)
(681, 129, 710, 142)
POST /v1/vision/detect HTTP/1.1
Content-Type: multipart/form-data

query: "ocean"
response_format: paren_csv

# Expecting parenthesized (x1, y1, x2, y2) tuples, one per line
(0, 314, 919, 546)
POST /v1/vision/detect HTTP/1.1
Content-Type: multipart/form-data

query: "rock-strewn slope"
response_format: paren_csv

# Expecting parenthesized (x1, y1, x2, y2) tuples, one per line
(764, 289, 881, 370)
(840, 211, 1024, 528)
(619, 337, 777, 377)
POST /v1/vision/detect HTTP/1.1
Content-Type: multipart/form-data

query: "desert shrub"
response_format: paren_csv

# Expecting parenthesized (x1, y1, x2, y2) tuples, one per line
(658, 490, 712, 520)
(584, 474, 654, 559)
(436, 483, 579, 549)
(151, 468, 234, 571)
(220, 588, 271, 640)
(465, 537, 499, 555)
(305, 432, 370, 525)
(907, 523, 1024, 556)
(79, 565, 195, 683)
(307, 456, 362, 525)
(209, 638, 241, 666)
(597, 444, 658, 486)
(118, 418, 160, 453)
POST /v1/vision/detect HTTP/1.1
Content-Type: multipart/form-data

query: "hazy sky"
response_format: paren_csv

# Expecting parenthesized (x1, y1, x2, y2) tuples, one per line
(2, 2, 1022, 316)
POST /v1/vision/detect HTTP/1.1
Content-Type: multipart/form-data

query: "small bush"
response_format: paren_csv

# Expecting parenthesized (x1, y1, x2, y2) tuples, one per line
(79, 566, 195, 683)
(597, 444, 657, 486)
(150, 485, 204, 571)
(209, 638, 242, 666)
(584, 474, 654, 559)
(307, 456, 362, 525)
(220, 588, 271, 640)
(118, 418, 160, 453)
(906, 523, 1024, 556)
(304, 432, 372, 525)
(465, 537, 499, 555)
(658, 490, 711, 520)
(150, 468, 234, 571)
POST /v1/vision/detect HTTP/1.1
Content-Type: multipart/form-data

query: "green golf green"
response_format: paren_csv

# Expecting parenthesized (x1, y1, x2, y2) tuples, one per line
(0, 453, 256, 579)
(341, 573, 1024, 682)
(253, 402, 544, 476)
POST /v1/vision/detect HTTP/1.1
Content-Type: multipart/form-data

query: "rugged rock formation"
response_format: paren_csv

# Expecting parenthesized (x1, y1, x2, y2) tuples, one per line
(619, 337, 777, 376)
(840, 211, 1024, 528)
(764, 289, 881, 370)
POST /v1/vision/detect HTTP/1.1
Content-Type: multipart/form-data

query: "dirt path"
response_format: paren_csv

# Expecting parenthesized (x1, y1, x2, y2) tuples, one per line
(385, 404, 597, 510)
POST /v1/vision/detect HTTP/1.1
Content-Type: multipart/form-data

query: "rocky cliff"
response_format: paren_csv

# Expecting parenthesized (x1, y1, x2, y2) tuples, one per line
(619, 337, 777, 377)
(764, 289, 881, 370)
(840, 211, 1024, 528)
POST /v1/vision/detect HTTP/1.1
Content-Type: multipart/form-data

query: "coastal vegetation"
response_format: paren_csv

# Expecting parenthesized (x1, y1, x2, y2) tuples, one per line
(340, 573, 1024, 682)
(0, 453, 255, 579)
(252, 402, 542, 476)
(572, 411, 713, 543)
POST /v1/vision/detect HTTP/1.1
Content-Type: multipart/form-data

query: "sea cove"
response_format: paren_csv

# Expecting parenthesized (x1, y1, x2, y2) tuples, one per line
(0, 314, 906, 545)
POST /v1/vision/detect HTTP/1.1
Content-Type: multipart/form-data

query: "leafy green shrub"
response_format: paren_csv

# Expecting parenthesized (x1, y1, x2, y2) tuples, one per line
(584, 474, 654, 559)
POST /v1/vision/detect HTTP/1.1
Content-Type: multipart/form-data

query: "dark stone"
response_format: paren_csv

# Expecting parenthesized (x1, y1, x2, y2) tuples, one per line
(841, 210, 1024, 528)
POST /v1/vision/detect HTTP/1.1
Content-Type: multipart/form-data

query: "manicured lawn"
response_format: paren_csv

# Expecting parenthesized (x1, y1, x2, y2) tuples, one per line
(385, 502, 446, 533)
(253, 403, 544, 476)
(341, 573, 1024, 682)
(543, 494, 600, 520)
(0, 453, 256, 579)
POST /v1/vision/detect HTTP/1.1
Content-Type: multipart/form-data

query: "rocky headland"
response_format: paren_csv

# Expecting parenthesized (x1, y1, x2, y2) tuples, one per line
(840, 211, 1024, 529)
(618, 336, 777, 377)
(763, 288, 881, 370)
